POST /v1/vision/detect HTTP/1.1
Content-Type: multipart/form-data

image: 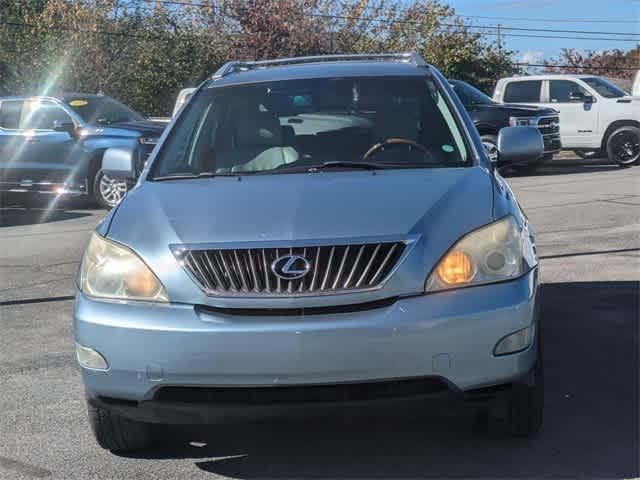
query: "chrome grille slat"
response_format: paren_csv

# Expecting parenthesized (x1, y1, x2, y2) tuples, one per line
(356, 244, 381, 287)
(369, 243, 397, 286)
(218, 251, 239, 291)
(320, 246, 336, 290)
(179, 240, 408, 296)
(247, 250, 260, 292)
(343, 244, 366, 289)
(332, 245, 350, 289)
(261, 249, 270, 292)
(203, 251, 226, 289)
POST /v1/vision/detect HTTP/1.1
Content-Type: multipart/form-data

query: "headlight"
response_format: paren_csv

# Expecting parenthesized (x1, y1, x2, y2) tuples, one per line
(79, 233, 168, 302)
(508, 117, 536, 127)
(425, 216, 535, 292)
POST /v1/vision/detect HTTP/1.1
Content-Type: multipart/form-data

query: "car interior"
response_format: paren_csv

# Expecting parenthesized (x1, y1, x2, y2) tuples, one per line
(157, 77, 469, 177)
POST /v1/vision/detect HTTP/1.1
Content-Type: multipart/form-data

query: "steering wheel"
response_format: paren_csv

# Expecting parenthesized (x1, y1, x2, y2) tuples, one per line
(363, 138, 430, 160)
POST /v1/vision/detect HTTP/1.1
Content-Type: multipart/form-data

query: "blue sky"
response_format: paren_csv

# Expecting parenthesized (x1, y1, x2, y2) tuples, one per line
(445, 0, 639, 64)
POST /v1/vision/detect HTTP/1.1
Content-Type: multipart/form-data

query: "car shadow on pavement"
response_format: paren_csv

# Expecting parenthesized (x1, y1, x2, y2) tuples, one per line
(505, 157, 623, 178)
(0, 197, 94, 227)
(124, 281, 639, 479)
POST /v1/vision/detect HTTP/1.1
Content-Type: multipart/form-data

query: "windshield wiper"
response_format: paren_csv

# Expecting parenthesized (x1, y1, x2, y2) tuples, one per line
(152, 172, 218, 181)
(307, 161, 391, 172)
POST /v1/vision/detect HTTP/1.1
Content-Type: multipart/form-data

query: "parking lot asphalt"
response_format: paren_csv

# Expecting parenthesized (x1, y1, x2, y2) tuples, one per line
(0, 157, 638, 479)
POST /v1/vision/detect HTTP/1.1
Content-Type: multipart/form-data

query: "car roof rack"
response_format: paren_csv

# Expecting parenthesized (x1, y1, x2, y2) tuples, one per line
(212, 52, 427, 78)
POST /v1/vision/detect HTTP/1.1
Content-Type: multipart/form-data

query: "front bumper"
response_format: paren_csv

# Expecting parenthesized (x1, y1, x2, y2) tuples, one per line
(75, 268, 539, 419)
(543, 134, 562, 155)
(0, 180, 86, 196)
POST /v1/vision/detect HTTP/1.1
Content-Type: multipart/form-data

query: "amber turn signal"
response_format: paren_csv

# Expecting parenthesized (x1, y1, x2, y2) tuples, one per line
(436, 251, 475, 285)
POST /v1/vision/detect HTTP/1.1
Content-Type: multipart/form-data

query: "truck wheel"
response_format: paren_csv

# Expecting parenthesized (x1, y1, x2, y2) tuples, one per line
(480, 134, 498, 163)
(606, 126, 640, 166)
(507, 341, 544, 437)
(93, 169, 128, 209)
(88, 402, 158, 452)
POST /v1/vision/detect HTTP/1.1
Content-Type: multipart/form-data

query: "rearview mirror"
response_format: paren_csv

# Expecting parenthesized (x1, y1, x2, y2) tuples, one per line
(496, 126, 544, 168)
(53, 120, 76, 137)
(102, 147, 137, 180)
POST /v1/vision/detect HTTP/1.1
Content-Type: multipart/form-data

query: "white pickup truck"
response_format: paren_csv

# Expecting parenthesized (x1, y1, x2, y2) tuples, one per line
(493, 75, 639, 166)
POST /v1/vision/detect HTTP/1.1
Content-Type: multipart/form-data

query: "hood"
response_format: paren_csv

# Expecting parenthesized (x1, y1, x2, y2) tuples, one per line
(486, 102, 558, 116)
(110, 167, 493, 244)
(82, 120, 165, 138)
(107, 167, 494, 305)
(108, 120, 166, 136)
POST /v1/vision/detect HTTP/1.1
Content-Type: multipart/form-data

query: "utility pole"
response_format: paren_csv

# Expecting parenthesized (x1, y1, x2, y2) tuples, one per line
(497, 24, 502, 54)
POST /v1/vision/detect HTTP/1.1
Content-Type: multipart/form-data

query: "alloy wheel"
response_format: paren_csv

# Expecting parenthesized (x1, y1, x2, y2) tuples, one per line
(99, 174, 128, 207)
(482, 140, 498, 163)
(611, 130, 640, 165)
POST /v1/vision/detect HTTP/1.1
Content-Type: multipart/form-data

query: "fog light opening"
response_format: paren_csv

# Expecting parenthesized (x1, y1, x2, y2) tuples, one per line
(76, 343, 109, 370)
(493, 326, 532, 356)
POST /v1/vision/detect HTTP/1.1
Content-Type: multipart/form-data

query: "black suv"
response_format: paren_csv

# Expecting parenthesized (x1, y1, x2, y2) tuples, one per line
(0, 94, 165, 207)
(450, 80, 561, 170)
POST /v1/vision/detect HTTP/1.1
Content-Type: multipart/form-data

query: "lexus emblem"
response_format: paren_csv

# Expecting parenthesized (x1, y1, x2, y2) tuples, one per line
(271, 255, 311, 280)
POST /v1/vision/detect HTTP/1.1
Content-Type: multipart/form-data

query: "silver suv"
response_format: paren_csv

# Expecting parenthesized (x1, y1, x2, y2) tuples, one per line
(75, 53, 545, 452)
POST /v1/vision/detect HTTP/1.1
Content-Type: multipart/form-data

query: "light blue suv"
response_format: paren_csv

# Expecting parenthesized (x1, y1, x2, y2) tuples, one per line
(74, 53, 545, 452)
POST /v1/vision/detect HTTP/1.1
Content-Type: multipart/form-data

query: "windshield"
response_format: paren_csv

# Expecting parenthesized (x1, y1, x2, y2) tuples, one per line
(152, 76, 469, 178)
(581, 77, 627, 98)
(64, 96, 144, 125)
(450, 80, 494, 105)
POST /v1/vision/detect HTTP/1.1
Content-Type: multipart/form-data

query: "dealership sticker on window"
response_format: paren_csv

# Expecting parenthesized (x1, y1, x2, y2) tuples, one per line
(442, 144, 454, 153)
(69, 100, 88, 107)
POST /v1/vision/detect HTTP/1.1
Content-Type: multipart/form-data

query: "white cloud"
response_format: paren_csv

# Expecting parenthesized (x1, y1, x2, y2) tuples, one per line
(520, 50, 544, 65)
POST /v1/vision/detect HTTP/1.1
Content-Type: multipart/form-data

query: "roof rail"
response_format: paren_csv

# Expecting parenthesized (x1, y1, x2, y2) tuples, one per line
(212, 52, 427, 78)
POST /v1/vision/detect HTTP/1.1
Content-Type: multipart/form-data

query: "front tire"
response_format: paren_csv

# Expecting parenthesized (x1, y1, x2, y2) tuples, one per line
(93, 170, 128, 209)
(606, 126, 640, 167)
(88, 402, 158, 452)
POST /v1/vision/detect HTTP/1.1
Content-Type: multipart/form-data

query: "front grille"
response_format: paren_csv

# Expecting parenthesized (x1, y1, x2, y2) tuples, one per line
(153, 377, 447, 405)
(175, 241, 409, 296)
(536, 116, 560, 136)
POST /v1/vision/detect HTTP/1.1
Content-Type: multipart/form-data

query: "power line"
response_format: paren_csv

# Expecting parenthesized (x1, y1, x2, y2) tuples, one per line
(483, 32, 638, 43)
(140, 0, 640, 37)
(519, 63, 640, 71)
(2, 14, 639, 44)
(458, 14, 640, 24)
(463, 24, 640, 37)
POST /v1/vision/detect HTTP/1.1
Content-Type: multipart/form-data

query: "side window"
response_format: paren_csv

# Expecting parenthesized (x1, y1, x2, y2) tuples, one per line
(450, 84, 469, 104)
(20, 100, 72, 131)
(503, 81, 542, 103)
(0, 100, 24, 129)
(549, 80, 588, 103)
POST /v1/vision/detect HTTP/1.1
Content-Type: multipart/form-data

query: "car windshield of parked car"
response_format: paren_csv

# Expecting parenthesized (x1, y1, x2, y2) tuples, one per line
(581, 77, 626, 98)
(450, 80, 494, 105)
(64, 96, 144, 125)
(152, 76, 469, 177)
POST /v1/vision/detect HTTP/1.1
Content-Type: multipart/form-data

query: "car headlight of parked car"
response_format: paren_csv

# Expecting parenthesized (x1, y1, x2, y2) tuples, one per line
(508, 116, 536, 127)
(425, 216, 536, 292)
(79, 233, 168, 302)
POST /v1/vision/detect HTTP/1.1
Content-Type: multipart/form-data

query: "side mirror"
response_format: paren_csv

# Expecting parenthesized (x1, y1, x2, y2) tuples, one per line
(496, 126, 544, 168)
(569, 92, 593, 103)
(102, 146, 137, 180)
(53, 120, 76, 137)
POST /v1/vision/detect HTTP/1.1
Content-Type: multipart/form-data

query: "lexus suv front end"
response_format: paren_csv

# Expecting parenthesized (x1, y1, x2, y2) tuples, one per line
(74, 53, 545, 452)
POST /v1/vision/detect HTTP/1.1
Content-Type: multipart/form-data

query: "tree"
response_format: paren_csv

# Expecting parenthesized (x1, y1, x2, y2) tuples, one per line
(0, 0, 522, 114)
(544, 47, 640, 80)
